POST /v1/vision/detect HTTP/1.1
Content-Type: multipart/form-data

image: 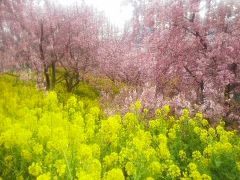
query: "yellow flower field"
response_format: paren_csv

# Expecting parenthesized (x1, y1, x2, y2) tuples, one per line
(0, 76, 239, 179)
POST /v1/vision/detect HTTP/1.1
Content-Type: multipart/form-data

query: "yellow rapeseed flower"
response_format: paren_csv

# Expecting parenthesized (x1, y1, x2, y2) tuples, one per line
(103, 168, 125, 180)
(125, 161, 136, 176)
(179, 150, 187, 161)
(28, 162, 42, 177)
(33, 143, 43, 155)
(149, 161, 162, 175)
(21, 149, 32, 161)
(37, 173, 51, 180)
(167, 164, 181, 178)
(55, 159, 66, 176)
(192, 151, 202, 161)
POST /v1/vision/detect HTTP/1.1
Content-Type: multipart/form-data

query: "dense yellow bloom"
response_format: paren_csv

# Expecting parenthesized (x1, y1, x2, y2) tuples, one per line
(203, 145, 212, 157)
(201, 119, 209, 127)
(179, 150, 187, 161)
(72, 112, 85, 127)
(0, 125, 32, 149)
(158, 134, 168, 144)
(187, 163, 206, 180)
(163, 104, 171, 113)
(219, 134, 229, 143)
(157, 135, 171, 159)
(66, 96, 78, 110)
(173, 124, 180, 131)
(89, 159, 102, 179)
(119, 148, 135, 164)
(200, 130, 208, 143)
(188, 163, 197, 171)
(85, 113, 97, 139)
(149, 119, 160, 130)
(100, 115, 122, 146)
(44, 92, 59, 111)
(158, 145, 171, 160)
(28, 162, 43, 177)
(195, 112, 203, 120)
(208, 128, 216, 138)
(149, 161, 162, 175)
(133, 130, 152, 151)
(146, 177, 155, 180)
(4, 155, 13, 168)
(124, 112, 139, 130)
(37, 173, 51, 180)
(68, 124, 86, 144)
(21, 149, 32, 161)
(104, 152, 119, 168)
(167, 164, 181, 178)
(194, 127, 201, 135)
(168, 128, 176, 140)
(76, 171, 93, 180)
(189, 170, 201, 179)
(192, 151, 202, 161)
(182, 109, 190, 117)
(202, 174, 212, 180)
(91, 144, 101, 159)
(33, 143, 43, 155)
(216, 125, 224, 135)
(1, 78, 240, 180)
(44, 152, 54, 165)
(125, 162, 136, 176)
(144, 147, 157, 161)
(38, 125, 51, 140)
(77, 144, 93, 161)
(103, 168, 125, 180)
(55, 159, 66, 176)
(76, 159, 101, 180)
(188, 119, 196, 127)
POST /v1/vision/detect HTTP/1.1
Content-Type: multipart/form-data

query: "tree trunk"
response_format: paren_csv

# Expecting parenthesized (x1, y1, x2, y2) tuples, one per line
(39, 21, 51, 90)
(51, 62, 56, 89)
(197, 80, 204, 105)
(44, 64, 50, 90)
(155, 74, 164, 99)
(64, 71, 80, 92)
(224, 84, 231, 101)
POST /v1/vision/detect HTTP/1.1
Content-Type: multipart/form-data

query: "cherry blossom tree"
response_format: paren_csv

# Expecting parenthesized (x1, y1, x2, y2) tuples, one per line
(126, 0, 240, 121)
(1, 0, 103, 91)
(56, 3, 102, 91)
(0, 0, 28, 72)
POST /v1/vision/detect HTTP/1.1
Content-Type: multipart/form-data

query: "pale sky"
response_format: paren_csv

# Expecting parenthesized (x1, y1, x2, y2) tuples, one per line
(57, 0, 133, 29)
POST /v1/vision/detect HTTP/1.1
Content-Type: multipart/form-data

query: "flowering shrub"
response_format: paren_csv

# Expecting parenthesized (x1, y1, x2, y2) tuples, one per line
(0, 76, 240, 179)
(106, 86, 240, 128)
